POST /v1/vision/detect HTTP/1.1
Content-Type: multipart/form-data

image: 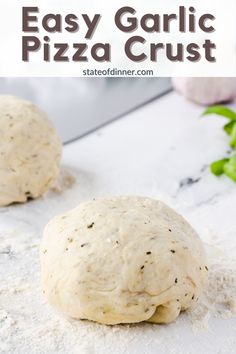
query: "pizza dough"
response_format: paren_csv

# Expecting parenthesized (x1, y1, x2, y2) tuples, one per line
(40, 196, 207, 325)
(0, 95, 62, 206)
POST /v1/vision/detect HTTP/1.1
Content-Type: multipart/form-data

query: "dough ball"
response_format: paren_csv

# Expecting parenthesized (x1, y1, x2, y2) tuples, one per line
(40, 196, 207, 325)
(0, 95, 62, 206)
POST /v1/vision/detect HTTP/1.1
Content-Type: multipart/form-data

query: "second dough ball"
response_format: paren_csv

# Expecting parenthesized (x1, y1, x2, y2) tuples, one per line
(0, 95, 62, 206)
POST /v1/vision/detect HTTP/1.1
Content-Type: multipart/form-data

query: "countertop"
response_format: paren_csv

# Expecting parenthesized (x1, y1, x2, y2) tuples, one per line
(1, 91, 236, 354)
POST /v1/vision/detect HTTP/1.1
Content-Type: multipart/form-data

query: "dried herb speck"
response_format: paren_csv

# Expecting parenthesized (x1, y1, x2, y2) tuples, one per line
(146, 251, 152, 255)
(87, 222, 94, 229)
(175, 278, 178, 284)
(192, 295, 195, 300)
(140, 265, 145, 270)
(81, 243, 88, 248)
(205, 266, 209, 271)
(170, 250, 176, 253)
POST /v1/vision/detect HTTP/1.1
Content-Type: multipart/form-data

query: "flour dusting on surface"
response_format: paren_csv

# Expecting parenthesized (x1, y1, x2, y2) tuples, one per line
(189, 255, 236, 331)
(1, 220, 236, 354)
(51, 166, 76, 194)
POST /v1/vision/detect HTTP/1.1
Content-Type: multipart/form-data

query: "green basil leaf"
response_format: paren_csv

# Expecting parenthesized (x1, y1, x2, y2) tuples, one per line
(224, 121, 236, 135)
(224, 155, 236, 182)
(210, 158, 229, 176)
(202, 105, 236, 120)
(230, 124, 236, 148)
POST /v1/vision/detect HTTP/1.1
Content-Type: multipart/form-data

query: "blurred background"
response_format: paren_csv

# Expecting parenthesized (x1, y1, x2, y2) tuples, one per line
(0, 78, 172, 143)
(1, 77, 236, 144)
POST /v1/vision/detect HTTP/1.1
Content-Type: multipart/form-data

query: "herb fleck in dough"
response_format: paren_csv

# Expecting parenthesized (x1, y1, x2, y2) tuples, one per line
(40, 196, 207, 325)
(0, 95, 62, 206)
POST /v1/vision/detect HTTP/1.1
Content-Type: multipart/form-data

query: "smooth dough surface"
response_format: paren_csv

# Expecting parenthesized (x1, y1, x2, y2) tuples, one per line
(40, 196, 207, 325)
(0, 95, 62, 206)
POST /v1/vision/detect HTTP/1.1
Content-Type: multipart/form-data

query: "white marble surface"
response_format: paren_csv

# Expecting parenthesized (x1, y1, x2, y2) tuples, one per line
(1, 91, 236, 354)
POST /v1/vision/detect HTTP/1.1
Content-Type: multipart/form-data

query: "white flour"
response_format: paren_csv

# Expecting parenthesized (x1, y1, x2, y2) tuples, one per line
(51, 167, 76, 194)
(189, 252, 236, 330)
